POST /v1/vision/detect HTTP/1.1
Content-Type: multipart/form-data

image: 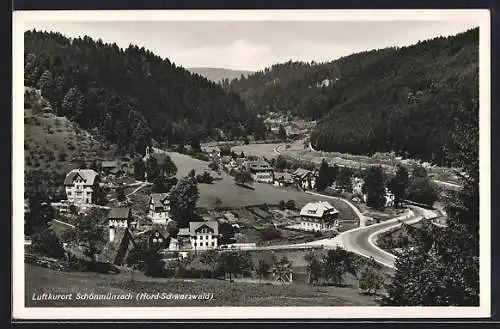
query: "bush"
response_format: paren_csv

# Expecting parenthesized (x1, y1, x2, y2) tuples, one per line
(261, 225, 282, 241)
(285, 199, 296, 210)
(31, 228, 66, 259)
(278, 200, 286, 210)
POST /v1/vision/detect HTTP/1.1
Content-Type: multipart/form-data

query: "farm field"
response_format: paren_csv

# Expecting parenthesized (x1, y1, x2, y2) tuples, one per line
(168, 152, 357, 222)
(25, 264, 379, 307)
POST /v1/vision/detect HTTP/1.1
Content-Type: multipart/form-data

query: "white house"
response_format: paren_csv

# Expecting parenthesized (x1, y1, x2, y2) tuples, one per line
(292, 168, 317, 190)
(299, 201, 339, 232)
(181, 222, 219, 251)
(64, 169, 100, 206)
(148, 193, 171, 225)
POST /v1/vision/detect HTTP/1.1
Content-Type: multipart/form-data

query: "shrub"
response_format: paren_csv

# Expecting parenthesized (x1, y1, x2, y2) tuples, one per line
(31, 228, 66, 259)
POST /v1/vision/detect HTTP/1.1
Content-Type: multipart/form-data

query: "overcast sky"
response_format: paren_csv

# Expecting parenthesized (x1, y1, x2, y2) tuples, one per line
(23, 20, 478, 71)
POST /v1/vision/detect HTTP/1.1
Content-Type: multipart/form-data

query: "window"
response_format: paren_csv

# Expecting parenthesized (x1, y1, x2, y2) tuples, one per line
(194, 242, 197, 247)
(211, 242, 215, 246)
(67, 192, 72, 196)
(153, 238, 157, 243)
(206, 242, 209, 246)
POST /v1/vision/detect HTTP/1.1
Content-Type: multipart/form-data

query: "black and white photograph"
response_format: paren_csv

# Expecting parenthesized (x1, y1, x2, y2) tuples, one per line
(12, 9, 491, 319)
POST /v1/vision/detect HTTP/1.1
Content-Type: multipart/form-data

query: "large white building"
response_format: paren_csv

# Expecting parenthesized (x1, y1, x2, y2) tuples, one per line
(299, 201, 339, 232)
(246, 158, 274, 183)
(64, 169, 100, 206)
(148, 193, 171, 225)
(178, 221, 219, 251)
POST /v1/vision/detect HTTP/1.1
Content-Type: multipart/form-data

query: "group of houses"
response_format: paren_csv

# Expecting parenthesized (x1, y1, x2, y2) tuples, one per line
(49, 163, 223, 267)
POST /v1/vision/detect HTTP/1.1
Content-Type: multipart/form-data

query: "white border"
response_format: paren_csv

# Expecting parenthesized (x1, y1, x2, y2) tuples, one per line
(12, 9, 491, 320)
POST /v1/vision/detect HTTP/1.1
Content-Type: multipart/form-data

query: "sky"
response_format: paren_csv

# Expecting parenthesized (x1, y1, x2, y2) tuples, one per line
(23, 20, 479, 71)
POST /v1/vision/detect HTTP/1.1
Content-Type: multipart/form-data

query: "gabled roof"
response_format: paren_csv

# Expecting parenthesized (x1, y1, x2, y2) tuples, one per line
(64, 169, 99, 186)
(300, 201, 339, 218)
(108, 207, 132, 220)
(99, 227, 135, 264)
(149, 193, 170, 208)
(189, 221, 219, 235)
(292, 168, 313, 179)
(148, 225, 170, 240)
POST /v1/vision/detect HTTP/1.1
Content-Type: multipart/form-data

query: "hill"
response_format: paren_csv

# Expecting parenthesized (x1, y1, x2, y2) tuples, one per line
(187, 67, 253, 83)
(226, 28, 479, 167)
(24, 30, 266, 156)
(24, 86, 117, 199)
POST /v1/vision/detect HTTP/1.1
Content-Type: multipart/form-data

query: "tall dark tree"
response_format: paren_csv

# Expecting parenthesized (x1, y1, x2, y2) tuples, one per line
(363, 166, 387, 209)
(336, 167, 353, 193)
(61, 86, 85, 120)
(278, 125, 287, 140)
(315, 159, 333, 191)
(169, 172, 199, 228)
(388, 165, 410, 208)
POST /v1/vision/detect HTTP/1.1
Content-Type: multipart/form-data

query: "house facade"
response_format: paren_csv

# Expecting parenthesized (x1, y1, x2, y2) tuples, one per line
(299, 201, 339, 232)
(64, 169, 100, 206)
(179, 222, 219, 251)
(246, 158, 274, 183)
(107, 207, 133, 242)
(148, 193, 171, 225)
(292, 168, 317, 190)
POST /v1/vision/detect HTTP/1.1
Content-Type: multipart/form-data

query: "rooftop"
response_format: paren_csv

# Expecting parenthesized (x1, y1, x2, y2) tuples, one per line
(64, 169, 99, 186)
(300, 201, 339, 218)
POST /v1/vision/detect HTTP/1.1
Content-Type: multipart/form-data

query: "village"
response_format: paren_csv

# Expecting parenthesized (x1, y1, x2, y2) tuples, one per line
(25, 134, 407, 286)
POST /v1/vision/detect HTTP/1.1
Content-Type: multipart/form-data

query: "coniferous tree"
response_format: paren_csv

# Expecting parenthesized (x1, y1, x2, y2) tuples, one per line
(363, 166, 387, 209)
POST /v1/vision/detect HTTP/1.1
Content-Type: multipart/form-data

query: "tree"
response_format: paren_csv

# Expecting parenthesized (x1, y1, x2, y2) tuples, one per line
(190, 137, 201, 152)
(305, 251, 323, 290)
(30, 227, 66, 259)
(272, 256, 293, 283)
(62, 208, 107, 263)
(219, 251, 253, 282)
(61, 86, 85, 120)
(358, 257, 384, 295)
(115, 186, 126, 202)
(169, 172, 199, 227)
(322, 247, 357, 286)
(406, 177, 439, 207)
(235, 170, 254, 186)
(143, 247, 165, 277)
(25, 192, 54, 236)
(200, 249, 220, 279)
(275, 155, 289, 171)
(388, 165, 409, 208)
(364, 166, 387, 209)
(166, 220, 179, 237)
(133, 157, 145, 181)
(213, 197, 223, 210)
(162, 155, 178, 178)
(152, 176, 169, 193)
(145, 156, 160, 183)
(337, 167, 353, 193)
(315, 159, 333, 191)
(219, 222, 235, 244)
(255, 258, 271, 282)
(285, 199, 296, 210)
(278, 125, 287, 140)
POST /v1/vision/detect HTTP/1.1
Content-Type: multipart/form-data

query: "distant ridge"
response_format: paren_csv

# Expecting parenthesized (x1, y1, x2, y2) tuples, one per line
(188, 67, 254, 83)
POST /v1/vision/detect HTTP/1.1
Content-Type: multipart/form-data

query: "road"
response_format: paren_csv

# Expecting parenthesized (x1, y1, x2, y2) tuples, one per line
(276, 143, 462, 191)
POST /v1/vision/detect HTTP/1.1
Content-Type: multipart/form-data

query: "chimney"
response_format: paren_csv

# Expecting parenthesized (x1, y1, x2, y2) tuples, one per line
(109, 226, 115, 242)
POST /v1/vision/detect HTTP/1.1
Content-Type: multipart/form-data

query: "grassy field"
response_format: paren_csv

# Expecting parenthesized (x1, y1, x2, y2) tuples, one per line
(168, 152, 357, 221)
(25, 264, 380, 307)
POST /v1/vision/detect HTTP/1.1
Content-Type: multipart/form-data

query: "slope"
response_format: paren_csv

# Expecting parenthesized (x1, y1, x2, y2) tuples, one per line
(24, 30, 266, 155)
(226, 28, 479, 167)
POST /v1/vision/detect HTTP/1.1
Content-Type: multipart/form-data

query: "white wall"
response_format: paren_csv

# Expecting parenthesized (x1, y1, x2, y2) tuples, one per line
(191, 233, 218, 250)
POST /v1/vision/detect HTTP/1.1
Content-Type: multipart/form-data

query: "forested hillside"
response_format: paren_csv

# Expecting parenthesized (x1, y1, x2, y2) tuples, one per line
(24, 30, 266, 155)
(227, 28, 479, 167)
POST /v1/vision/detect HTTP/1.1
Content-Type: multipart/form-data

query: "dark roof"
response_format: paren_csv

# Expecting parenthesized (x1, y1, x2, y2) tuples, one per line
(149, 193, 170, 208)
(149, 225, 170, 240)
(64, 169, 99, 186)
(189, 221, 219, 235)
(108, 207, 132, 219)
(99, 227, 134, 264)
